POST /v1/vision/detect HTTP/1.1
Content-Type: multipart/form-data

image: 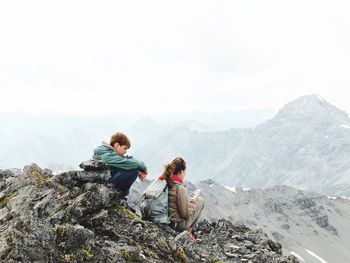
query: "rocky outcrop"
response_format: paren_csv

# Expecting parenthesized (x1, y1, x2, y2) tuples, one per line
(315, 215, 329, 228)
(0, 164, 298, 262)
(295, 197, 316, 209)
(295, 197, 333, 229)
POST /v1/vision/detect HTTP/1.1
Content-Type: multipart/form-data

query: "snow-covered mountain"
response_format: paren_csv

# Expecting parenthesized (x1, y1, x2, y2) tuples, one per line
(136, 94, 350, 197)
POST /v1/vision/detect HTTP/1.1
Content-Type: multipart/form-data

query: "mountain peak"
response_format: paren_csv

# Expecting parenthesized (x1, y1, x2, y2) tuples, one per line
(276, 94, 348, 121)
(295, 94, 327, 105)
(284, 94, 331, 110)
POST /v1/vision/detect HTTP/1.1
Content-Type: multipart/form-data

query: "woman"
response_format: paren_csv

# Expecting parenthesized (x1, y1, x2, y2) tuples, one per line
(161, 157, 205, 233)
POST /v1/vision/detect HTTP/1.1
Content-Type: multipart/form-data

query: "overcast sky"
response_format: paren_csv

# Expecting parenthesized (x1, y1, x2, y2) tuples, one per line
(0, 0, 349, 115)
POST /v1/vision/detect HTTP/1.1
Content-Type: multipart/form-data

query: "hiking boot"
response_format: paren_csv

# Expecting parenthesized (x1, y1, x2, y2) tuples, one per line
(186, 227, 202, 243)
(189, 233, 202, 243)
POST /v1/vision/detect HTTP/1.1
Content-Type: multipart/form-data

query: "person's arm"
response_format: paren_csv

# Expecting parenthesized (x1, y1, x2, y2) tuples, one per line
(177, 185, 190, 219)
(100, 151, 147, 171)
(125, 155, 147, 172)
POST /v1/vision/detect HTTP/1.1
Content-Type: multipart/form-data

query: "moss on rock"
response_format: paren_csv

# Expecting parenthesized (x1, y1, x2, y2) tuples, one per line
(175, 247, 188, 263)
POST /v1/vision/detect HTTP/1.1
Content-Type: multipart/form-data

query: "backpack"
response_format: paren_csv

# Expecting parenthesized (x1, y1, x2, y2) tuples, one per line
(139, 178, 170, 225)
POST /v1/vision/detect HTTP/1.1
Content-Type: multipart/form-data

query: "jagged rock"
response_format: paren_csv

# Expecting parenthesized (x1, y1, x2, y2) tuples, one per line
(296, 197, 316, 209)
(315, 215, 329, 228)
(266, 239, 282, 254)
(0, 164, 298, 263)
(79, 159, 111, 172)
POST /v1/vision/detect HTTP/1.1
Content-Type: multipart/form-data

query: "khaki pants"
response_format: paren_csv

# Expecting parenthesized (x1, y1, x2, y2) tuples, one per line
(176, 197, 205, 232)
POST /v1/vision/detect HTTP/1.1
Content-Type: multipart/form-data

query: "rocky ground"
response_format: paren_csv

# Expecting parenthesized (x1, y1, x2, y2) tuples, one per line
(0, 163, 298, 262)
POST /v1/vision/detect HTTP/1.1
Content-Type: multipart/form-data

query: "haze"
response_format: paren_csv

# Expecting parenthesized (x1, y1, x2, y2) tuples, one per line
(0, 0, 349, 116)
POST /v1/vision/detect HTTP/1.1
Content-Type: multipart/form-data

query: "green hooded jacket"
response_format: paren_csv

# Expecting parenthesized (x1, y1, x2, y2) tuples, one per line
(93, 142, 147, 171)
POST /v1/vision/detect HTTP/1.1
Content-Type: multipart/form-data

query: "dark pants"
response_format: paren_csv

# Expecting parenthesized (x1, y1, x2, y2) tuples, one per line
(107, 169, 139, 199)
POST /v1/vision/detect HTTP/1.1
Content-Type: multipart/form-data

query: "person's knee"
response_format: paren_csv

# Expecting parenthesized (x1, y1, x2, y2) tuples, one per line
(124, 169, 139, 178)
(114, 169, 139, 180)
(109, 169, 138, 188)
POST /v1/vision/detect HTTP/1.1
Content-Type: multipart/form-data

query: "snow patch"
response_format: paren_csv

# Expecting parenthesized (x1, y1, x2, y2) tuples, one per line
(290, 251, 305, 262)
(243, 187, 251, 191)
(328, 196, 350, 200)
(340, 124, 350, 129)
(305, 249, 328, 263)
(324, 135, 329, 139)
(209, 184, 214, 188)
(224, 186, 236, 193)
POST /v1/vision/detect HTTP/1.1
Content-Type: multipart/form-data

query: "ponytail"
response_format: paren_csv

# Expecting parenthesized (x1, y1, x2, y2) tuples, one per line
(164, 163, 175, 186)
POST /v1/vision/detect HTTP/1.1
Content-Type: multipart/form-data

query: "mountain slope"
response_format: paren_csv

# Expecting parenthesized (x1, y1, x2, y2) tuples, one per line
(195, 181, 350, 263)
(136, 94, 350, 196)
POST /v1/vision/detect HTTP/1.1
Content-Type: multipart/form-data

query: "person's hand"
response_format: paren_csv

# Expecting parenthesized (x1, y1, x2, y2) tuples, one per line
(190, 189, 201, 199)
(138, 171, 147, 181)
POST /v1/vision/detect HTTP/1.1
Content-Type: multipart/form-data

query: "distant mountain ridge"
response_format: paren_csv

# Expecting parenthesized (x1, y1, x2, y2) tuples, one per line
(1, 94, 349, 196)
(0, 109, 274, 170)
(136, 94, 350, 197)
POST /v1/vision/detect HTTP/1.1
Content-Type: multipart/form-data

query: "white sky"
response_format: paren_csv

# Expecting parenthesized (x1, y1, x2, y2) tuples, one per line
(0, 0, 349, 115)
